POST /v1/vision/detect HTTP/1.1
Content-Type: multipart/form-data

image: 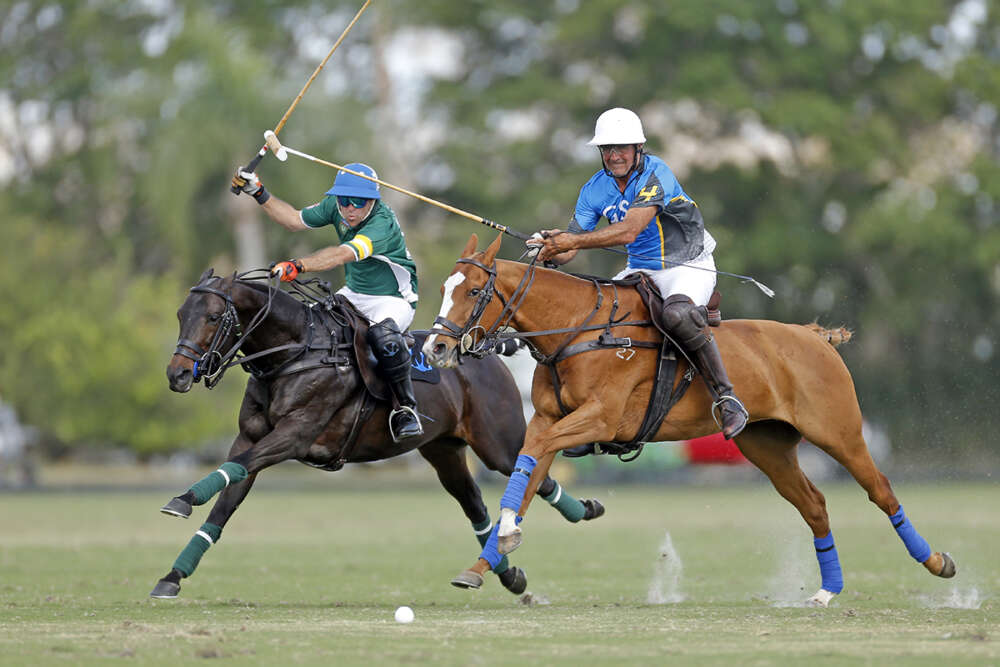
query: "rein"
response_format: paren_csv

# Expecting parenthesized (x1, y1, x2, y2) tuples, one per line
(174, 272, 349, 388)
(430, 258, 657, 365)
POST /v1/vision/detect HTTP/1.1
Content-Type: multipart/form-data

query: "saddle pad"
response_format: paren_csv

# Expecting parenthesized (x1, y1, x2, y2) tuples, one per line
(408, 332, 441, 384)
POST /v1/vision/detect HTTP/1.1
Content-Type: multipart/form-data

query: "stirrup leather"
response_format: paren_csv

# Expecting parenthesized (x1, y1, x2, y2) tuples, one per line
(388, 405, 422, 442)
(711, 394, 749, 432)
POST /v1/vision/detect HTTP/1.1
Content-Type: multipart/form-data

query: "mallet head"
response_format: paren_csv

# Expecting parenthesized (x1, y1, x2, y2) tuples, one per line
(263, 130, 288, 162)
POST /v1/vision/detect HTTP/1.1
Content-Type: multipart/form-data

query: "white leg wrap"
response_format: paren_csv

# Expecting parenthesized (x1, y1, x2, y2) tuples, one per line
(498, 508, 519, 537)
(808, 589, 836, 607)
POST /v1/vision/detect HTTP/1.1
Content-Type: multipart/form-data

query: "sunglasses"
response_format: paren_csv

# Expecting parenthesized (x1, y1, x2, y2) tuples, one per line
(336, 195, 371, 208)
(598, 144, 633, 156)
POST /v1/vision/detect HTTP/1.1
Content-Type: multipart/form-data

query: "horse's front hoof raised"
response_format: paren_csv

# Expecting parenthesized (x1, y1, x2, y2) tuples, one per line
(497, 530, 522, 555)
(451, 569, 484, 590)
(498, 566, 527, 595)
(150, 579, 181, 599)
(925, 551, 957, 578)
(160, 497, 192, 519)
(582, 499, 605, 521)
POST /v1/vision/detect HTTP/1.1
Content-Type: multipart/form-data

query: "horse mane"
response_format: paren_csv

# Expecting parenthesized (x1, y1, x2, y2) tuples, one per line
(804, 322, 852, 347)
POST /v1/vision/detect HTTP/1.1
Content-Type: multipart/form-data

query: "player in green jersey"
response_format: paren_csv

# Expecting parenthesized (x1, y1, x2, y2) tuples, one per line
(232, 163, 423, 442)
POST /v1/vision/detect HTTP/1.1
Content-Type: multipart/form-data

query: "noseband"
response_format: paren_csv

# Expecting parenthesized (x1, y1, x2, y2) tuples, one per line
(173, 284, 246, 387)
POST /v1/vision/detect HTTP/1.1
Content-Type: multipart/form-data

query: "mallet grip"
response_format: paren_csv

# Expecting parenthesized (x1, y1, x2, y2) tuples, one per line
(230, 148, 267, 195)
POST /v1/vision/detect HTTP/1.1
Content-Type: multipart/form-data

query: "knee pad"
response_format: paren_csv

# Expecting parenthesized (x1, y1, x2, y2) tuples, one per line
(366, 318, 410, 377)
(661, 295, 709, 350)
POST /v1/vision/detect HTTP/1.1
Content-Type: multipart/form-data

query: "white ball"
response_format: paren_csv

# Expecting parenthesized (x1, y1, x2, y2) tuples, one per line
(394, 605, 414, 624)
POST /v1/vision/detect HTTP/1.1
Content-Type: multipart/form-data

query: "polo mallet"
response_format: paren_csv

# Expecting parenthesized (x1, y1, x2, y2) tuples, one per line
(262, 131, 531, 241)
(231, 0, 373, 195)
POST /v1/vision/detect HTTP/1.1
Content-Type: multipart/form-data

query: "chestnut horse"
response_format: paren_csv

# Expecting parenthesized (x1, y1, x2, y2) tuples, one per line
(150, 269, 603, 599)
(424, 234, 956, 606)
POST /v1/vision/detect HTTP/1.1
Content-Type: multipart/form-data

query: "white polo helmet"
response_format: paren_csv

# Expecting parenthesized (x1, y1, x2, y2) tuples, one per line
(587, 107, 646, 146)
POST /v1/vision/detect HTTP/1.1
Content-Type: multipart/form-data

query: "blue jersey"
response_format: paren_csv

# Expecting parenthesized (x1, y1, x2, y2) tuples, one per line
(569, 154, 713, 270)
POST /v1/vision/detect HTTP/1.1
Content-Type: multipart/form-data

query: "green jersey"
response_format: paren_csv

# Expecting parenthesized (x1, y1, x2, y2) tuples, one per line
(300, 198, 418, 307)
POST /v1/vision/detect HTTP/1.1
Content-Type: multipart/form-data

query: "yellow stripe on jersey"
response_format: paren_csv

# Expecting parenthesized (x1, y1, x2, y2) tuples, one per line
(346, 234, 374, 260)
(655, 215, 666, 269)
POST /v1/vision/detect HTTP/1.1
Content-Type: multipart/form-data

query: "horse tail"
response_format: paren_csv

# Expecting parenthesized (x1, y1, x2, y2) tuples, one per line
(804, 323, 853, 347)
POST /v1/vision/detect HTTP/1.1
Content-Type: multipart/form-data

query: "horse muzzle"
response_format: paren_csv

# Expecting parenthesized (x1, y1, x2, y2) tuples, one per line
(166, 360, 194, 393)
(422, 335, 459, 369)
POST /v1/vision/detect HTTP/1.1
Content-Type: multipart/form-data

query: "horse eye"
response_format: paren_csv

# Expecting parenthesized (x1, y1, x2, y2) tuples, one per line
(469, 288, 480, 297)
(208, 313, 221, 322)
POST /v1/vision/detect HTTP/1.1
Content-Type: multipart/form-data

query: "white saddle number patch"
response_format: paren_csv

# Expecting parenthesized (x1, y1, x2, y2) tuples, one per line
(616, 348, 635, 361)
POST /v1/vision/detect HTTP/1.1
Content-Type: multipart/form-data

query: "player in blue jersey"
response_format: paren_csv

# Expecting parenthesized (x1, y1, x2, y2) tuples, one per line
(530, 108, 748, 450)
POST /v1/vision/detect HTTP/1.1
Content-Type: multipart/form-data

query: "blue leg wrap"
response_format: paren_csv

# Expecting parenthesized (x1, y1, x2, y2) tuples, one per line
(479, 522, 505, 569)
(814, 532, 844, 594)
(890, 505, 932, 563)
(500, 454, 537, 511)
(472, 517, 509, 574)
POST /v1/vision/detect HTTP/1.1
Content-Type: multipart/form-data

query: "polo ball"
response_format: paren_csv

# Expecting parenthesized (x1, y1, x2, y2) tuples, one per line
(394, 606, 414, 624)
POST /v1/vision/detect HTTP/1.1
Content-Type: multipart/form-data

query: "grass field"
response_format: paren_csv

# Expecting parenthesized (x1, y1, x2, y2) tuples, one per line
(1, 476, 996, 665)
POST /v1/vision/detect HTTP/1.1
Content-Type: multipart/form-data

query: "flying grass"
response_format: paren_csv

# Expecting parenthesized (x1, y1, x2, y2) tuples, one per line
(0, 481, 995, 665)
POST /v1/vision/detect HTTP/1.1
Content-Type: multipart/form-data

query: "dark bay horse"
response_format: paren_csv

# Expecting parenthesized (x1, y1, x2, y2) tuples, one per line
(423, 234, 956, 606)
(150, 268, 604, 599)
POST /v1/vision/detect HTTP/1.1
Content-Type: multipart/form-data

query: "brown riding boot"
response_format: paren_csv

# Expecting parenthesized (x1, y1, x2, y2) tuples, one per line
(693, 338, 749, 439)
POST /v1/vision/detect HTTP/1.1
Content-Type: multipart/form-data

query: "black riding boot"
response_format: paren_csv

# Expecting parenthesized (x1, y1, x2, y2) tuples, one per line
(367, 319, 424, 443)
(661, 294, 749, 440)
(692, 338, 748, 440)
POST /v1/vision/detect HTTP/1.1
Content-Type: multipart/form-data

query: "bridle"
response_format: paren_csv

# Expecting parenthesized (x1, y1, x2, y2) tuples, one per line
(173, 282, 247, 388)
(430, 257, 538, 358)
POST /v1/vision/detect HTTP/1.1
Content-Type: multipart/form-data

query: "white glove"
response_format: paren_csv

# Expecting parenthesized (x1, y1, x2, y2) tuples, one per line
(232, 169, 263, 196)
(525, 232, 544, 259)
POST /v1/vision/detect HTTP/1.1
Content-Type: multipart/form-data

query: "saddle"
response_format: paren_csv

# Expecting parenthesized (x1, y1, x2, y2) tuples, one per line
(555, 274, 723, 460)
(333, 296, 440, 404)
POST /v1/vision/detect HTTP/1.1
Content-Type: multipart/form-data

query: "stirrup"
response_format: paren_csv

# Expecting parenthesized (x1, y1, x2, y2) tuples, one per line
(389, 405, 423, 442)
(711, 395, 749, 439)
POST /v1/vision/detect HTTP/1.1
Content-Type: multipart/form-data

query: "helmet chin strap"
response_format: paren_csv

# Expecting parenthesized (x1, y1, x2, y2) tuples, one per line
(601, 144, 645, 182)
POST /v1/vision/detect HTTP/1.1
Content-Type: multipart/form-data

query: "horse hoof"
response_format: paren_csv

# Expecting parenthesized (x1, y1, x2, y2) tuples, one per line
(807, 589, 836, 607)
(150, 579, 181, 599)
(936, 552, 957, 578)
(450, 570, 484, 590)
(160, 497, 192, 519)
(498, 566, 527, 595)
(497, 531, 522, 555)
(582, 499, 605, 521)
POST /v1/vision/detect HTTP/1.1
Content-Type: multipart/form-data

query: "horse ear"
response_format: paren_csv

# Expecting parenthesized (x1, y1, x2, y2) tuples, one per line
(461, 233, 479, 258)
(198, 268, 214, 283)
(482, 232, 503, 264)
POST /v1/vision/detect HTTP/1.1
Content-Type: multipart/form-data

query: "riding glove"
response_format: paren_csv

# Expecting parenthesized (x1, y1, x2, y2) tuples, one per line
(270, 260, 304, 282)
(232, 169, 270, 204)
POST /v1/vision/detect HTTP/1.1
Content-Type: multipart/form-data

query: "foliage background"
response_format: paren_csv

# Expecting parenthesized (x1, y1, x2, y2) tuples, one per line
(1, 1, 998, 470)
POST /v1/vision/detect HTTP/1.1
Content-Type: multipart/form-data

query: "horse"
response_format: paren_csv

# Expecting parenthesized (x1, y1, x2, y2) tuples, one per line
(423, 233, 956, 606)
(150, 268, 604, 599)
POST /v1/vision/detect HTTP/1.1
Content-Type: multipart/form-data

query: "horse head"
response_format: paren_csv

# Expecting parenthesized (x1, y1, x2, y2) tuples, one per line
(424, 233, 506, 369)
(167, 268, 242, 392)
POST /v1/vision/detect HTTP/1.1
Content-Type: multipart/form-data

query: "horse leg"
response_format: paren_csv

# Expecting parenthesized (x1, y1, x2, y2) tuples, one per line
(734, 421, 844, 606)
(804, 426, 957, 581)
(417, 439, 526, 594)
(151, 471, 258, 598)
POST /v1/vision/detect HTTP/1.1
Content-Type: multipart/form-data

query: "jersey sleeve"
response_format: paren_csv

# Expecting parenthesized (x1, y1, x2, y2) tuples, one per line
(300, 196, 341, 229)
(572, 181, 601, 231)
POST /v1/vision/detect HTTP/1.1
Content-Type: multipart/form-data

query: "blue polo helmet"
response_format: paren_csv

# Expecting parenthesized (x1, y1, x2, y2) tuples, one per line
(325, 163, 381, 199)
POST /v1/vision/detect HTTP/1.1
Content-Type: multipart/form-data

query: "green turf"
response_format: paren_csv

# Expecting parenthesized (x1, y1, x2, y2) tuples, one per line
(0, 481, 996, 665)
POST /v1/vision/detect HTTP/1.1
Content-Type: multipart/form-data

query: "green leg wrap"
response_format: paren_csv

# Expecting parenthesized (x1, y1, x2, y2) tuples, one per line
(172, 522, 222, 577)
(541, 481, 586, 523)
(188, 462, 248, 505)
(472, 516, 509, 575)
